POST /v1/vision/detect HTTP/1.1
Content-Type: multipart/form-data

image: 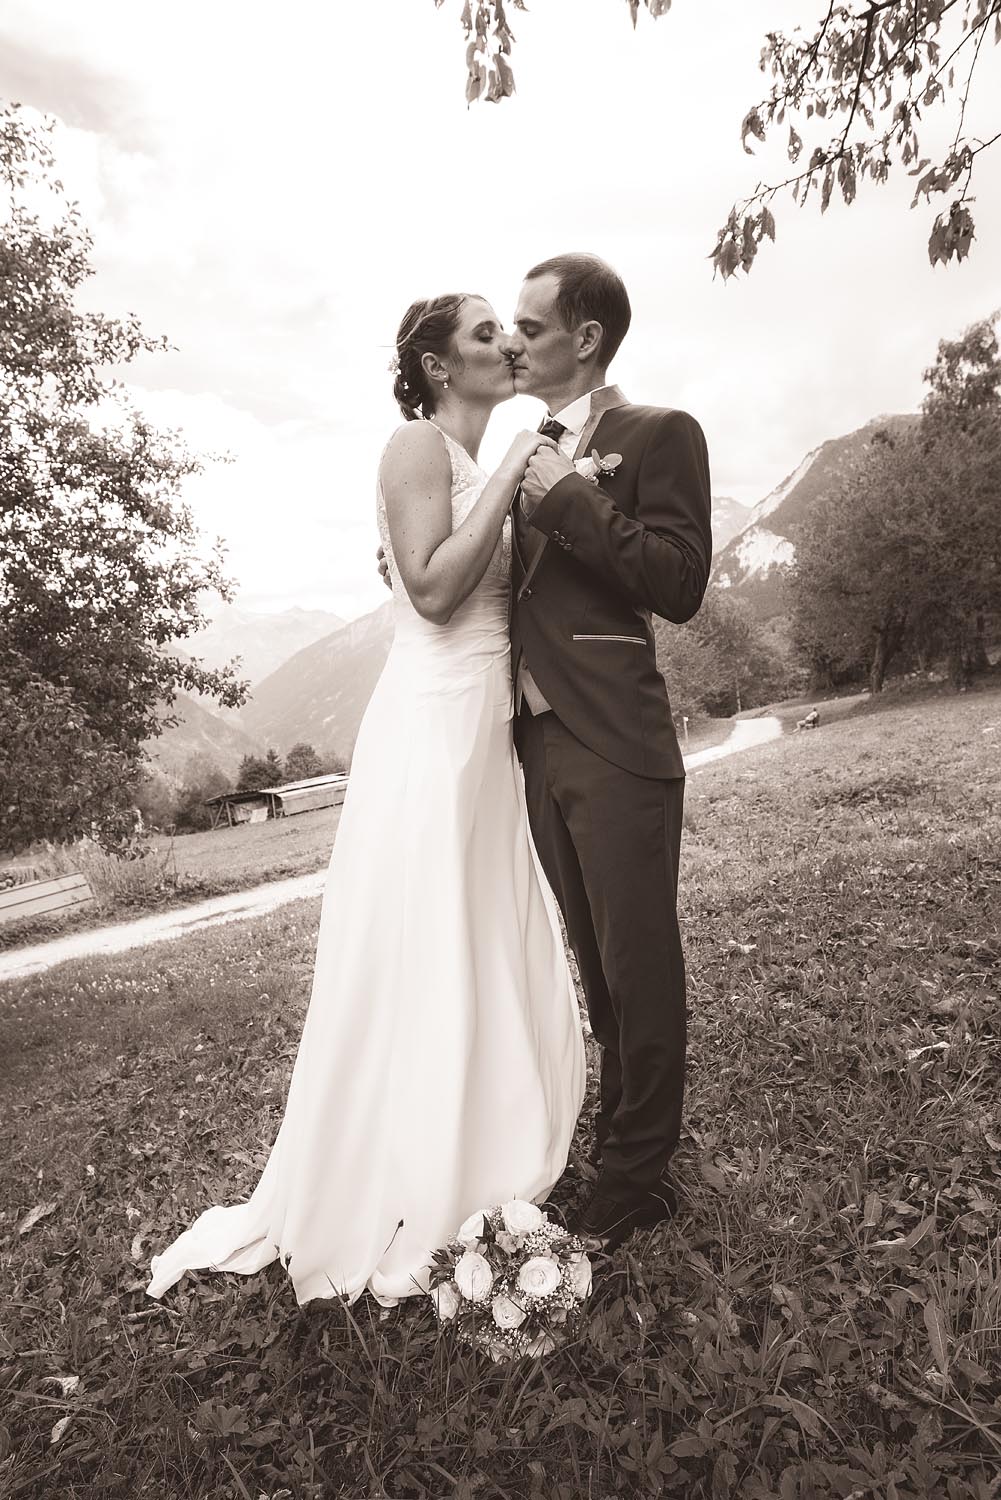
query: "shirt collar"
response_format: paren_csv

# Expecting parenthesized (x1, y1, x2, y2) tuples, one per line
(551, 384, 628, 434)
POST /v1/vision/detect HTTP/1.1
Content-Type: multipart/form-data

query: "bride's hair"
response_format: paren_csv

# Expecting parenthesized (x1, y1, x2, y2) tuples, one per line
(392, 294, 472, 421)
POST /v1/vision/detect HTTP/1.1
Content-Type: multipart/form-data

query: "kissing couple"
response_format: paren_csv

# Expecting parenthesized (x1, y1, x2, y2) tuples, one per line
(147, 252, 713, 1309)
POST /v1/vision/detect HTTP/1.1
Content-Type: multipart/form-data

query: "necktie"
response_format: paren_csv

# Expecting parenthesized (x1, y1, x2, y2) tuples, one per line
(516, 416, 566, 549)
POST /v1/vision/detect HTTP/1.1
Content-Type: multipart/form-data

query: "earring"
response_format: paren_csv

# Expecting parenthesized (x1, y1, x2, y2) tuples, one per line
(443, 379, 449, 390)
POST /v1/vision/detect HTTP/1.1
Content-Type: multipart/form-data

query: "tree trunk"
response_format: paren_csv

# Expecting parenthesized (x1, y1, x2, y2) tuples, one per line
(966, 610, 990, 674)
(869, 634, 888, 694)
(947, 644, 967, 691)
(870, 615, 905, 695)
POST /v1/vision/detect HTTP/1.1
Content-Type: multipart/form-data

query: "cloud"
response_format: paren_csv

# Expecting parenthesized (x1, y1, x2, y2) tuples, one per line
(2, 0, 999, 615)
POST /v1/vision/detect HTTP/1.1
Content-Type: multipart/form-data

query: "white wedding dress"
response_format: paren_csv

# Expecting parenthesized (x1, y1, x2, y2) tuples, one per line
(146, 424, 586, 1308)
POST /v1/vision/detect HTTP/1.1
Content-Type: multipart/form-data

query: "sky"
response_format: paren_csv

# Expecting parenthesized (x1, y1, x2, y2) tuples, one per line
(2, 0, 1000, 621)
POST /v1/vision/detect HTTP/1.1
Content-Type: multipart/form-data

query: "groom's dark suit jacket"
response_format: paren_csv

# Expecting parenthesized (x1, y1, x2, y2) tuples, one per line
(510, 391, 713, 779)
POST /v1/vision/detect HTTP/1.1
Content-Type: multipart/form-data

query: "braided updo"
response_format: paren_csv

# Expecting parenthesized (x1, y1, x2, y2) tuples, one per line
(391, 293, 473, 421)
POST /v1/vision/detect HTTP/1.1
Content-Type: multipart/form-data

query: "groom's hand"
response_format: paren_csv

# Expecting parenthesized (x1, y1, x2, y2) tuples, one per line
(376, 544, 392, 591)
(521, 447, 576, 516)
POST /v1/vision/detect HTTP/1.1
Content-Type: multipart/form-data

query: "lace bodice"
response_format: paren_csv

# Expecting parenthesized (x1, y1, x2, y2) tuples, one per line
(376, 423, 511, 601)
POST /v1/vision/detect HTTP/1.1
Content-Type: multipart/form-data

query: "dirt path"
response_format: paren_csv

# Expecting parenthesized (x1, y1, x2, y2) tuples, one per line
(0, 716, 783, 984)
(0, 868, 327, 984)
(684, 714, 783, 768)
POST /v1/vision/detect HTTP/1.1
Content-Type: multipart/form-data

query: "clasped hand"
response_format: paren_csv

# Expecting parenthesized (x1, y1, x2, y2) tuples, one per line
(508, 432, 575, 518)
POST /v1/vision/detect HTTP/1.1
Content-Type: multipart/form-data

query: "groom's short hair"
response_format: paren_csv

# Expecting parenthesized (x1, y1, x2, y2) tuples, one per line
(524, 253, 631, 366)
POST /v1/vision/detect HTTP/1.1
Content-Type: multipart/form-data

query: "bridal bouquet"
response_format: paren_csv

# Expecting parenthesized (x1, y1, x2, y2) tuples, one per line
(428, 1199, 592, 1362)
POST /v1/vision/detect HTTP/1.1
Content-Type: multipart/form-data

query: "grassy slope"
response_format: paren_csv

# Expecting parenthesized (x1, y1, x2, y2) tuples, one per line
(153, 805, 341, 887)
(0, 807, 341, 953)
(1, 689, 999, 1499)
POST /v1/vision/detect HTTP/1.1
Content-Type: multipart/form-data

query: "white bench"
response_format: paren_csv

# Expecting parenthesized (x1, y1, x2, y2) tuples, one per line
(0, 872, 96, 925)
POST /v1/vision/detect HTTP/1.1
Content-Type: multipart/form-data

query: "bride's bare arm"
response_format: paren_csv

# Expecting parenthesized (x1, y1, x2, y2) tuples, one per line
(380, 425, 554, 625)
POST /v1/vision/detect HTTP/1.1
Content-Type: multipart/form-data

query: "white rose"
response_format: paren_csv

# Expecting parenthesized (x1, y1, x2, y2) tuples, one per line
(431, 1279, 460, 1321)
(574, 456, 599, 481)
(492, 1292, 527, 1330)
(517, 1256, 561, 1299)
(456, 1209, 490, 1247)
(501, 1199, 544, 1236)
(454, 1250, 494, 1302)
(568, 1252, 592, 1299)
(525, 1332, 558, 1358)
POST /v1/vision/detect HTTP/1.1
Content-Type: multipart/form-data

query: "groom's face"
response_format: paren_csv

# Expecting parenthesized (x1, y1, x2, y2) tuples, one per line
(505, 273, 579, 403)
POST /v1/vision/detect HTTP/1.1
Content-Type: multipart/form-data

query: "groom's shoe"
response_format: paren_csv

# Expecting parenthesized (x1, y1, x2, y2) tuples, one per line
(573, 1180, 678, 1254)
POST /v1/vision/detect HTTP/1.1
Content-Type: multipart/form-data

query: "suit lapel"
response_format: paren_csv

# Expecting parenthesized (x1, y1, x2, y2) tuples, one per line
(516, 387, 629, 601)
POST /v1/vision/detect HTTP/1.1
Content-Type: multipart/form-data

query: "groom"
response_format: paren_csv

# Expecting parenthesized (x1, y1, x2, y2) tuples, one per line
(502, 254, 712, 1250)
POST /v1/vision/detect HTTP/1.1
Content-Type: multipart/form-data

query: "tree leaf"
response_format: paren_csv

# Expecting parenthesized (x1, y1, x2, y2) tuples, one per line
(923, 1295, 950, 1379)
(18, 1200, 58, 1236)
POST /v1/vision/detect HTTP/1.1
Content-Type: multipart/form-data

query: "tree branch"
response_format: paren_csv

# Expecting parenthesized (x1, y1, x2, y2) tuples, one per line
(838, 7, 877, 155)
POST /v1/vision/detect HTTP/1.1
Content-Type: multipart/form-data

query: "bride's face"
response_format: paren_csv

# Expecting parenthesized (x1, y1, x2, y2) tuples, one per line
(445, 297, 516, 408)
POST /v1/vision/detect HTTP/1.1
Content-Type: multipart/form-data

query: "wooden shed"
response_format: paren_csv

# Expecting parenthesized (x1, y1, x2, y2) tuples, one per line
(206, 773, 348, 830)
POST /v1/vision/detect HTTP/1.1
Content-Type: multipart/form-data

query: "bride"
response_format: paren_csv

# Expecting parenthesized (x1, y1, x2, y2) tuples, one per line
(146, 292, 587, 1308)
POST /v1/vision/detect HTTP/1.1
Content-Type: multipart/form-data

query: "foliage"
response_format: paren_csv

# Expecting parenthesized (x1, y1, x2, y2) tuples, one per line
(2, 686, 998, 1497)
(440, 0, 1001, 276)
(235, 755, 274, 793)
(658, 586, 800, 719)
(318, 748, 349, 776)
(0, 104, 245, 857)
(712, 0, 1001, 278)
(133, 770, 179, 834)
(282, 742, 324, 782)
(173, 756, 231, 834)
(789, 313, 1001, 692)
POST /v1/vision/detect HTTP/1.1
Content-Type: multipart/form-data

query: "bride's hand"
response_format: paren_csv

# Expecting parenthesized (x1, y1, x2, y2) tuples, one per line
(503, 431, 558, 478)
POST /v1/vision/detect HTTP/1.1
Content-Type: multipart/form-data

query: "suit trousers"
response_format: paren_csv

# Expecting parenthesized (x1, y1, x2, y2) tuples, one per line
(515, 704, 687, 1201)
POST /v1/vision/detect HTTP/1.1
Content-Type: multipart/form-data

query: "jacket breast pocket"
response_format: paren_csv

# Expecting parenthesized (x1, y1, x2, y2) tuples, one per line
(571, 632, 646, 646)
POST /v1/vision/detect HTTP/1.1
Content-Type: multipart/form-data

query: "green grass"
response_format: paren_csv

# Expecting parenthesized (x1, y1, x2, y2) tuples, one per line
(1, 688, 999, 1498)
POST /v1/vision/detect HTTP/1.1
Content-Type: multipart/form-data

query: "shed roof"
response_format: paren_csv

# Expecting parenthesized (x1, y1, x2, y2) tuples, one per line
(205, 771, 348, 807)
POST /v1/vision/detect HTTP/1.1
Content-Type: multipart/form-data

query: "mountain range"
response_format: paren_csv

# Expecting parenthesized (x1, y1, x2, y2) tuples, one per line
(710, 495, 751, 553)
(239, 603, 394, 763)
(178, 603, 345, 686)
(146, 422, 912, 777)
(148, 602, 346, 778)
(149, 690, 265, 780)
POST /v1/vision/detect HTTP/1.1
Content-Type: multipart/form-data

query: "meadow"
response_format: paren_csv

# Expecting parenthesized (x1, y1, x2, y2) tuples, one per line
(0, 807, 342, 953)
(0, 710, 740, 954)
(1, 684, 999, 1499)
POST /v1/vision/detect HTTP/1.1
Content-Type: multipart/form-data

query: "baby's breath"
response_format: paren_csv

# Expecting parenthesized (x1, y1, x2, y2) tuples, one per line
(427, 1201, 592, 1362)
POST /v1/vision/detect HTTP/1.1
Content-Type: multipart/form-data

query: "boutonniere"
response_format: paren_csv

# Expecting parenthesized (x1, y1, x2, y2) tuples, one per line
(574, 449, 623, 484)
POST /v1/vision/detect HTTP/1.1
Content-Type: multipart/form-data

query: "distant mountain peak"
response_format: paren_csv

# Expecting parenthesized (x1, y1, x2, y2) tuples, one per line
(175, 602, 347, 686)
(711, 414, 917, 618)
(241, 602, 394, 757)
(710, 494, 753, 554)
